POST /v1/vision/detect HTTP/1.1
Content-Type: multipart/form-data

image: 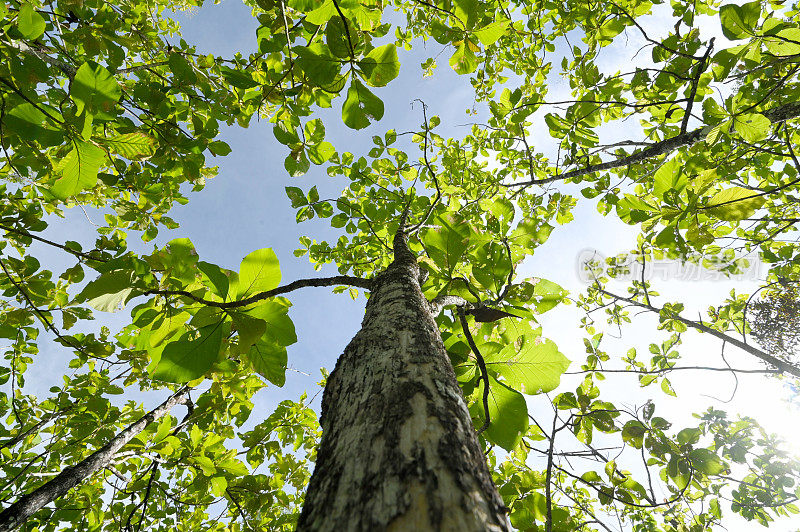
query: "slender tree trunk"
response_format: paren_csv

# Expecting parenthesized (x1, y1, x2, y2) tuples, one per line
(0, 386, 190, 532)
(297, 233, 509, 531)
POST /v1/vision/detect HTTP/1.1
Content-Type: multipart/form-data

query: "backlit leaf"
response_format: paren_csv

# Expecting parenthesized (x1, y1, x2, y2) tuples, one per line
(152, 322, 225, 383)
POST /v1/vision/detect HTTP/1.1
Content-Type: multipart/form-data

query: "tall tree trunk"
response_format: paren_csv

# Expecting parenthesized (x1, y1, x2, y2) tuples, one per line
(297, 232, 509, 531)
(0, 386, 190, 532)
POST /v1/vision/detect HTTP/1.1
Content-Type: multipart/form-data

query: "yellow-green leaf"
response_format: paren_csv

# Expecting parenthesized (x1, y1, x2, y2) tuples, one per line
(474, 19, 509, 46)
(50, 141, 106, 199)
(706, 187, 765, 221)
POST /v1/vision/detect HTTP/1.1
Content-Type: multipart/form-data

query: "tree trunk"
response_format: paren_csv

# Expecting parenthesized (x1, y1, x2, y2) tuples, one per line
(0, 386, 190, 532)
(297, 233, 509, 531)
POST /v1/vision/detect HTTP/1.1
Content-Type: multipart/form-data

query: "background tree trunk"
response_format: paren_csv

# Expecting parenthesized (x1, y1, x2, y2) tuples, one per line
(297, 234, 509, 531)
(0, 387, 190, 532)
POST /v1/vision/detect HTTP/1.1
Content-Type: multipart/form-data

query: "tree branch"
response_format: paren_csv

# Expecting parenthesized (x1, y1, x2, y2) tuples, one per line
(598, 287, 800, 379)
(458, 308, 491, 436)
(146, 275, 372, 309)
(506, 101, 800, 187)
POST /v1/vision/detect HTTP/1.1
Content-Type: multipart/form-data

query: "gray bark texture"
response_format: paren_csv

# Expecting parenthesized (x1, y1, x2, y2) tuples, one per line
(0, 386, 189, 532)
(297, 232, 509, 531)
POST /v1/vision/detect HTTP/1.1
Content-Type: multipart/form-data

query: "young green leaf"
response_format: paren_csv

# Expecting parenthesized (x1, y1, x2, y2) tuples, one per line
(247, 339, 288, 386)
(485, 325, 570, 394)
(733, 112, 770, 142)
(469, 375, 529, 451)
(473, 19, 510, 46)
(70, 62, 122, 116)
(152, 322, 225, 383)
(358, 44, 400, 87)
(104, 132, 156, 160)
(243, 300, 297, 346)
(449, 42, 478, 74)
(342, 79, 384, 130)
(50, 140, 105, 199)
(719, 2, 760, 40)
(76, 270, 138, 312)
(232, 248, 281, 299)
(16, 3, 46, 39)
(706, 187, 765, 221)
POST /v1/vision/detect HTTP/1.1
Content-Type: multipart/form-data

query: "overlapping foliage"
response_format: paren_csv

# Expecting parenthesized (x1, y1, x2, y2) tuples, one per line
(1, 0, 800, 530)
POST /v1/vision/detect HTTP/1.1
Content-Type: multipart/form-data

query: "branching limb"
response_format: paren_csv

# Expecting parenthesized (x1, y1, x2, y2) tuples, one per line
(457, 308, 491, 436)
(506, 101, 800, 188)
(598, 286, 800, 379)
(681, 39, 714, 134)
(0, 223, 105, 262)
(146, 275, 372, 309)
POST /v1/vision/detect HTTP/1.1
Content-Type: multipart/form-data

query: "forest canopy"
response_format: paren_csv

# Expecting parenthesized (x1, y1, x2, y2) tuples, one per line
(1, 0, 800, 530)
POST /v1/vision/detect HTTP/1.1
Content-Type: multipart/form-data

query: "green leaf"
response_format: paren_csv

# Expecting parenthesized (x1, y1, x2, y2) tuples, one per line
(485, 323, 570, 394)
(147, 310, 191, 348)
(104, 132, 156, 160)
(247, 339, 288, 386)
(358, 44, 400, 87)
(342, 79, 384, 130)
(273, 123, 300, 146)
(243, 300, 297, 346)
(305, 0, 336, 25)
(232, 248, 281, 299)
(208, 140, 232, 156)
(231, 312, 267, 354)
(50, 141, 105, 199)
(449, 42, 478, 75)
(719, 2, 760, 40)
(218, 458, 249, 476)
(474, 19, 509, 46)
(430, 20, 458, 44)
(5, 103, 63, 146)
(689, 448, 727, 476)
(193, 455, 216, 475)
(295, 44, 341, 87)
(76, 270, 138, 312)
(209, 476, 227, 497)
(422, 214, 469, 274)
(621, 420, 647, 448)
(453, 0, 479, 27)
(325, 17, 353, 58)
(285, 186, 308, 208)
(470, 375, 528, 451)
(652, 157, 686, 198)
(16, 3, 46, 40)
(308, 141, 335, 164)
(303, 118, 326, 144)
(734, 112, 770, 142)
(706, 187, 765, 221)
(285, 151, 311, 177)
(198, 261, 229, 299)
(533, 278, 568, 313)
(219, 66, 258, 89)
(71, 62, 121, 117)
(152, 322, 225, 383)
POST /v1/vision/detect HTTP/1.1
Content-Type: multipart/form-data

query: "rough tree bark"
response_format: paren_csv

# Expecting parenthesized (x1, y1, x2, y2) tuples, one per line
(297, 231, 509, 531)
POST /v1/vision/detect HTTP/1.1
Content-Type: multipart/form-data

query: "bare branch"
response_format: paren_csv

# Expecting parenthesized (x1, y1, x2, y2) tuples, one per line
(598, 287, 800, 379)
(146, 275, 372, 309)
(507, 101, 800, 188)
